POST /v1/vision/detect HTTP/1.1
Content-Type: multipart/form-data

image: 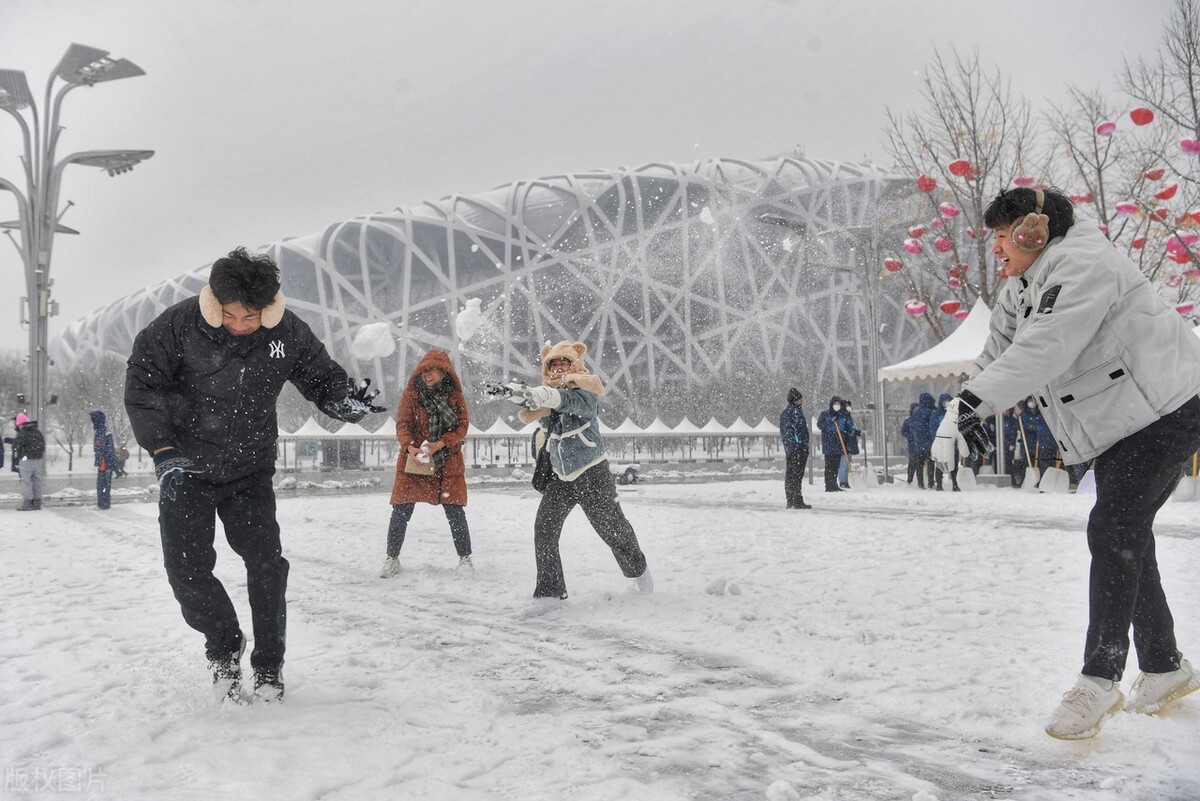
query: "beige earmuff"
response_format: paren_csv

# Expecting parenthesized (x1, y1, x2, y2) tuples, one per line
(1010, 189, 1049, 252)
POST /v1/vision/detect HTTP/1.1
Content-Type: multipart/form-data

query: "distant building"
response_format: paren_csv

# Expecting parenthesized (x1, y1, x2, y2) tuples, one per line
(53, 157, 930, 424)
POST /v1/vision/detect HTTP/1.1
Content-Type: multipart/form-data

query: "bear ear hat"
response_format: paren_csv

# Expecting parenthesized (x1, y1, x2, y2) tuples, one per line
(540, 343, 552, 360)
(572, 342, 587, 359)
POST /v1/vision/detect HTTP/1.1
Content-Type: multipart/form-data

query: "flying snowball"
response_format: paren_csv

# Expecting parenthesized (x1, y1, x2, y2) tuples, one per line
(455, 298, 484, 342)
(699, 206, 716, 226)
(350, 322, 396, 360)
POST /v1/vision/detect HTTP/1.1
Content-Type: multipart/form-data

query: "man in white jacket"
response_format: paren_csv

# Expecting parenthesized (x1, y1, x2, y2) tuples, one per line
(933, 187, 1200, 740)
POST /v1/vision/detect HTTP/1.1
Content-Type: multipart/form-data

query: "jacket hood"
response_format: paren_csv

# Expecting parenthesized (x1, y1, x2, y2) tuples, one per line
(407, 349, 462, 390)
(937, 392, 953, 409)
(786, 387, 803, 404)
(539, 340, 605, 394)
(828, 396, 844, 408)
(919, 392, 936, 408)
(89, 410, 107, 429)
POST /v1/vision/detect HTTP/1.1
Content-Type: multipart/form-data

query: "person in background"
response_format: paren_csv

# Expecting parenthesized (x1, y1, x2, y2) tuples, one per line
(837, 399, 861, 489)
(505, 340, 652, 615)
(932, 186, 1200, 739)
(379, 349, 473, 578)
(114, 440, 130, 479)
(816, 396, 858, 492)
(90, 410, 119, 510)
(12, 413, 45, 511)
(778, 387, 812, 509)
(930, 393, 960, 491)
(1001, 406, 1026, 488)
(125, 247, 385, 704)
(900, 401, 923, 487)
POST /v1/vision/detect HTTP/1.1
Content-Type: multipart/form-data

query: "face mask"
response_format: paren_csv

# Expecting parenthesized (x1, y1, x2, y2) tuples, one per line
(832, 404, 842, 412)
(1027, 401, 1036, 409)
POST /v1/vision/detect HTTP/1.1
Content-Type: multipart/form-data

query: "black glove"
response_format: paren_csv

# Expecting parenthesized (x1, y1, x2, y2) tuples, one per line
(153, 448, 200, 501)
(325, 378, 387, 423)
(954, 390, 995, 461)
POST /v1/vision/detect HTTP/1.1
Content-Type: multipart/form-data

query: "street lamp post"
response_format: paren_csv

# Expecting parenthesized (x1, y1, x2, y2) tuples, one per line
(0, 44, 152, 425)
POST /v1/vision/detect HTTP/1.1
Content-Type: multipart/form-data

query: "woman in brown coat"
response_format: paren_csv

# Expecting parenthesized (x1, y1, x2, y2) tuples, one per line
(380, 349, 472, 578)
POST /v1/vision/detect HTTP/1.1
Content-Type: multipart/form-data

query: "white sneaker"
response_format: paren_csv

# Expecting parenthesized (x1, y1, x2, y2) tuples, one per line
(458, 555, 474, 571)
(521, 596, 564, 617)
(633, 568, 654, 593)
(1045, 674, 1124, 740)
(1126, 658, 1200, 715)
(379, 556, 400, 579)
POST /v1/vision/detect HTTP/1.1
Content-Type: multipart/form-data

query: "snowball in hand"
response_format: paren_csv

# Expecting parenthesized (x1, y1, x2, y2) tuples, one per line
(455, 298, 484, 342)
(351, 322, 397, 360)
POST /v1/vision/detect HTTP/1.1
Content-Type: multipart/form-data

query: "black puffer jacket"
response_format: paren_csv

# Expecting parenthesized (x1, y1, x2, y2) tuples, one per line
(13, 422, 46, 460)
(125, 296, 351, 483)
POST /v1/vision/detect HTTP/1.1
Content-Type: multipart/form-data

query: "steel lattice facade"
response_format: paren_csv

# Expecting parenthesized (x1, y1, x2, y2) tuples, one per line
(53, 157, 932, 424)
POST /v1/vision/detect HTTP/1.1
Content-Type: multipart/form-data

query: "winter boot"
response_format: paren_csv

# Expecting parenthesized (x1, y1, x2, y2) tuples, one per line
(210, 640, 247, 704)
(1045, 674, 1124, 740)
(31, 499, 41, 510)
(457, 555, 474, 571)
(793, 499, 812, 509)
(1126, 658, 1200, 715)
(379, 556, 400, 579)
(17, 501, 34, 511)
(252, 666, 285, 703)
(521, 595, 565, 617)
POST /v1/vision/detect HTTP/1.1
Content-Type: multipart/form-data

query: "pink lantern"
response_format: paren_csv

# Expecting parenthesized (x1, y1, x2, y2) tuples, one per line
(903, 238, 924, 254)
(1166, 232, 1199, 254)
(1131, 236, 1147, 249)
(1166, 274, 1183, 288)
(1130, 107, 1155, 126)
(1114, 202, 1139, 217)
(1096, 121, 1117, 136)
(939, 300, 962, 314)
(904, 300, 927, 316)
(1190, 209, 1200, 224)
(917, 174, 937, 193)
(1180, 138, 1200, 154)
(883, 257, 904, 272)
(948, 277, 963, 289)
(1176, 302, 1195, 315)
(930, 218, 944, 229)
(934, 236, 954, 253)
(948, 159, 972, 176)
(938, 202, 961, 218)
(954, 309, 970, 321)
(966, 227, 977, 240)
(1156, 183, 1180, 201)
(1145, 168, 1166, 181)
(1170, 250, 1193, 265)
(1013, 176, 1035, 187)
(1153, 208, 1170, 222)
(907, 225, 926, 238)
(1069, 192, 1094, 204)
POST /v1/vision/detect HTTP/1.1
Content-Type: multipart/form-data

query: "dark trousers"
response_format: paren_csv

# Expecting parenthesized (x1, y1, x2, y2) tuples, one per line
(96, 468, 113, 509)
(387, 502, 472, 558)
(159, 469, 287, 670)
(906, 452, 927, 487)
(784, 449, 808, 507)
(533, 461, 647, 598)
(1082, 396, 1200, 681)
(935, 464, 959, 490)
(823, 454, 841, 490)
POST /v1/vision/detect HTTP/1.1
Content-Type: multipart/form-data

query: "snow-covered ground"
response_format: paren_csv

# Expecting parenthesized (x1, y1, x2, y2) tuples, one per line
(3, 479, 1199, 800)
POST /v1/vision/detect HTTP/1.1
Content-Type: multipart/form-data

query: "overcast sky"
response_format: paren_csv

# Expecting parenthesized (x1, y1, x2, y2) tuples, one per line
(0, 0, 1176, 350)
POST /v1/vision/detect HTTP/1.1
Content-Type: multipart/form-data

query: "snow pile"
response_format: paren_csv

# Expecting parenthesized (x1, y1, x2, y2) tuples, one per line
(350, 322, 396, 360)
(455, 297, 484, 342)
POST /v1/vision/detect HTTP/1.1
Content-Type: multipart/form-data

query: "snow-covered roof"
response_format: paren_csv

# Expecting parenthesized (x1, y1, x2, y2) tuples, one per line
(727, 417, 756, 434)
(878, 298, 991, 382)
(672, 417, 702, 434)
(642, 417, 673, 434)
(699, 418, 728, 434)
(328, 421, 373, 438)
(288, 417, 332, 438)
(481, 417, 516, 436)
(753, 417, 780, 434)
(612, 417, 645, 435)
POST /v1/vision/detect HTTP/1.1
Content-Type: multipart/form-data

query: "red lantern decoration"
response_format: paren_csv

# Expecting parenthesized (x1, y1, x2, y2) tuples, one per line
(1170, 250, 1193, 264)
(966, 227, 977, 240)
(1131, 236, 1147, 249)
(1166, 274, 1183, 288)
(883, 257, 904, 272)
(1069, 192, 1094, 204)
(1013, 176, 1034, 187)
(1176, 302, 1195, 315)
(907, 225, 926, 238)
(948, 159, 972, 177)
(939, 300, 962, 315)
(1130, 107, 1155, 126)
(1156, 183, 1179, 201)
(934, 236, 954, 253)
(904, 300, 927, 316)
(954, 309, 970, 321)
(917, 174, 937, 193)
(1154, 208, 1171, 222)
(1145, 168, 1166, 181)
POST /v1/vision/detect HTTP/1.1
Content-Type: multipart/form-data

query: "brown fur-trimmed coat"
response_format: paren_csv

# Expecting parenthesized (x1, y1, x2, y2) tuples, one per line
(389, 350, 469, 506)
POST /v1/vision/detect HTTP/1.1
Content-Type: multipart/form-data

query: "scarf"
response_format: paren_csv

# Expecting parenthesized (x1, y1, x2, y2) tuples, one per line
(415, 377, 458, 472)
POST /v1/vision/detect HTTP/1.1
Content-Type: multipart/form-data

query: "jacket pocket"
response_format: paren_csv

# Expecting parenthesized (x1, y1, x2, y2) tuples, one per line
(1053, 356, 1159, 456)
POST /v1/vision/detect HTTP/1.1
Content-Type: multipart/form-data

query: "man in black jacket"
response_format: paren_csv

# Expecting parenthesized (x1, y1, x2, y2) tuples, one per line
(12, 413, 46, 510)
(125, 247, 384, 703)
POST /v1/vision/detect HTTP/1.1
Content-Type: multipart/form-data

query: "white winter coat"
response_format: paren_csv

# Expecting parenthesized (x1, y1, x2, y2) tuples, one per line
(963, 222, 1200, 464)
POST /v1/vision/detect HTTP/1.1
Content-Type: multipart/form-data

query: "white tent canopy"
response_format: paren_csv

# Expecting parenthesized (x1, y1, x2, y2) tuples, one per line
(878, 298, 991, 383)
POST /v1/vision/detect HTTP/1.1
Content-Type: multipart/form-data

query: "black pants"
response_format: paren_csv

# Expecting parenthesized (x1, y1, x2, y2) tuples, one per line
(935, 464, 958, 490)
(784, 449, 808, 507)
(823, 454, 841, 490)
(533, 461, 647, 598)
(906, 452, 927, 487)
(159, 469, 287, 670)
(96, 468, 113, 509)
(1082, 395, 1200, 681)
(387, 503, 472, 558)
